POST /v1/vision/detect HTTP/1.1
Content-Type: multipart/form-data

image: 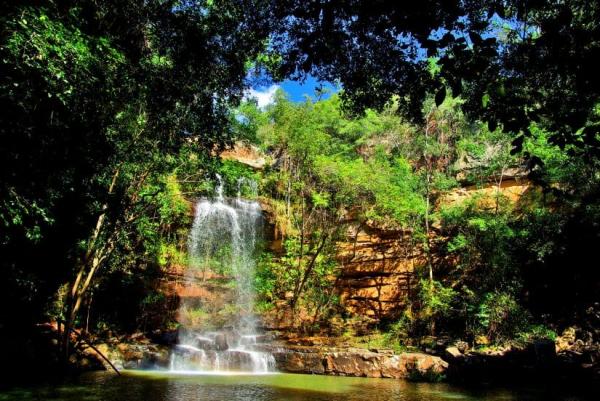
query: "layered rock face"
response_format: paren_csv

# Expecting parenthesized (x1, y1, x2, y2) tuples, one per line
(220, 142, 267, 169)
(335, 225, 423, 320)
(439, 177, 533, 208)
(334, 176, 533, 322)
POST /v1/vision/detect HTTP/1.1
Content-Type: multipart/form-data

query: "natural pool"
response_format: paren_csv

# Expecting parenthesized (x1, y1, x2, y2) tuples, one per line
(0, 370, 594, 401)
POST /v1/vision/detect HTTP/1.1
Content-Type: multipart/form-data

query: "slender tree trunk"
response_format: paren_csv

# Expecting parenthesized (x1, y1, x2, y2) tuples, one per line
(297, 195, 305, 275)
(423, 111, 436, 337)
(291, 233, 329, 309)
(85, 291, 93, 334)
(63, 168, 119, 361)
(423, 112, 434, 286)
(495, 164, 506, 215)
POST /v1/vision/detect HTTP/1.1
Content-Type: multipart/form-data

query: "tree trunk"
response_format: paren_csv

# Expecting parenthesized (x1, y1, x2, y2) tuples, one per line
(62, 168, 119, 361)
(423, 111, 435, 337)
(423, 111, 434, 286)
(291, 233, 329, 310)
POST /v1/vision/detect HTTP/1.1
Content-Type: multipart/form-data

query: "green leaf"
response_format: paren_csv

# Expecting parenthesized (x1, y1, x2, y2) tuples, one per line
(482, 93, 490, 108)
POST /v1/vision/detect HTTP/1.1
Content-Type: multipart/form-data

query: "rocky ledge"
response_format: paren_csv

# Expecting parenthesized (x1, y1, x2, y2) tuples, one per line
(261, 345, 447, 380)
(95, 340, 447, 381)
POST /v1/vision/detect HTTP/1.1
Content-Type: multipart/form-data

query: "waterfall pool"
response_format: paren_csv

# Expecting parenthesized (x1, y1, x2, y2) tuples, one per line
(0, 370, 593, 401)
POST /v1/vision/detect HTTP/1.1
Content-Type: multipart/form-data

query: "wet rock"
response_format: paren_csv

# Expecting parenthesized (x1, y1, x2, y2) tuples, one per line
(117, 343, 144, 361)
(239, 334, 268, 346)
(445, 346, 463, 360)
(77, 356, 99, 370)
(141, 349, 170, 369)
(272, 346, 447, 380)
(273, 351, 325, 374)
(123, 360, 140, 369)
(401, 352, 448, 381)
(149, 329, 179, 346)
(456, 341, 469, 353)
(214, 333, 229, 351)
(222, 350, 257, 370)
(196, 336, 215, 350)
(82, 343, 122, 371)
(324, 351, 381, 377)
(110, 343, 170, 370)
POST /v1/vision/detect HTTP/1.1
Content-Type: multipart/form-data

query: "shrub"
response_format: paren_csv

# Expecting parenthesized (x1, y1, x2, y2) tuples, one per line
(475, 291, 530, 342)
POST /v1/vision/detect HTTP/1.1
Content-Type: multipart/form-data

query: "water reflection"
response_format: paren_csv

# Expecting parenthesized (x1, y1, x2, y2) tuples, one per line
(0, 371, 594, 401)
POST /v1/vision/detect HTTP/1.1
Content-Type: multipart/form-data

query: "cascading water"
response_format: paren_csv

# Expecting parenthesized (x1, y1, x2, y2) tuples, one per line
(169, 175, 275, 374)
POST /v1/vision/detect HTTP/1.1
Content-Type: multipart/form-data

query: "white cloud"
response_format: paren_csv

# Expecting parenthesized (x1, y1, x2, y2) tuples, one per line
(244, 84, 279, 109)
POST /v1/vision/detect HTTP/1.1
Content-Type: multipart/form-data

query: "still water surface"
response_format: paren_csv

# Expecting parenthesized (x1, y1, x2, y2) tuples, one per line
(0, 370, 593, 401)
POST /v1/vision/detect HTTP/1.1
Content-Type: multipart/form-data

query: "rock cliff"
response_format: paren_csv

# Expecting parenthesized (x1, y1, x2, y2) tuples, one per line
(332, 176, 534, 322)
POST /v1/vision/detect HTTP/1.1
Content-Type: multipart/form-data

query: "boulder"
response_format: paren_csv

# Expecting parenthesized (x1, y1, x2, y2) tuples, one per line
(140, 349, 170, 369)
(456, 341, 469, 353)
(149, 329, 179, 346)
(381, 355, 406, 378)
(117, 343, 143, 361)
(110, 343, 170, 369)
(400, 352, 448, 381)
(214, 333, 229, 351)
(273, 351, 325, 374)
(445, 346, 463, 360)
(196, 336, 215, 350)
(324, 351, 381, 377)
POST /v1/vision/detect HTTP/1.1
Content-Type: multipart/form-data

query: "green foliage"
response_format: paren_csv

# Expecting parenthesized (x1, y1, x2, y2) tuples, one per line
(157, 243, 186, 268)
(233, 100, 270, 143)
(384, 313, 413, 345)
(447, 233, 467, 253)
(253, 89, 560, 340)
(517, 324, 557, 344)
(0, 0, 274, 334)
(255, 248, 293, 301)
(268, 1, 600, 157)
(419, 280, 457, 323)
(315, 154, 426, 225)
(218, 160, 260, 198)
(440, 200, 520, 293)
(474, 291, 529, 342)
(3, 8, 125, 105)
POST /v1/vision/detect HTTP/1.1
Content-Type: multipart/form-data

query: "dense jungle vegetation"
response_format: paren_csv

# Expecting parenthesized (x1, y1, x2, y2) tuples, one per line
(236, 90, 599, 350)
(1, 0, 599, 375)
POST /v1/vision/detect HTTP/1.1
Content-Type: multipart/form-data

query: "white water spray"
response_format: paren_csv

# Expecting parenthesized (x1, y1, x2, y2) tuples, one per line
(170, 175, 275, 373)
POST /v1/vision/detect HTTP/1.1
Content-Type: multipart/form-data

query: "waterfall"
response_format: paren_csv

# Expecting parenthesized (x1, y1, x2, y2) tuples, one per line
(170, 175, 275, 374)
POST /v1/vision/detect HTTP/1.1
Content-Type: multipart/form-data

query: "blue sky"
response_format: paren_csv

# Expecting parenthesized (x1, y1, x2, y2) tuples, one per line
(280, 76, 338, 102)
(245, 75, 338, 108)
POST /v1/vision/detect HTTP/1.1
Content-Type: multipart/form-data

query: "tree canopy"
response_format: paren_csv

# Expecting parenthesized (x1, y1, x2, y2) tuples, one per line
(265, 0, 600, 154)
